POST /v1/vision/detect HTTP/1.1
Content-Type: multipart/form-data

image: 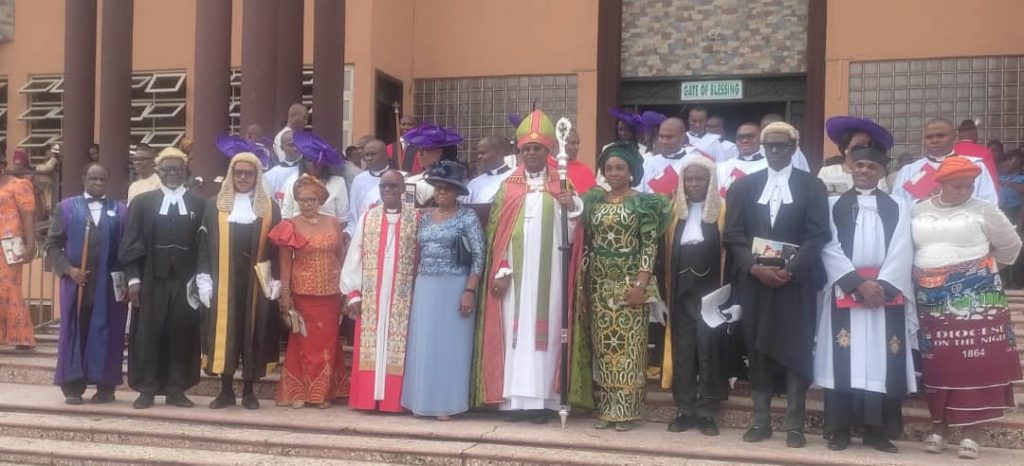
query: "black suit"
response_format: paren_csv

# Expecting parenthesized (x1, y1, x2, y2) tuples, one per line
(118, 188, 205, 396)
(723, 166, 830, 431)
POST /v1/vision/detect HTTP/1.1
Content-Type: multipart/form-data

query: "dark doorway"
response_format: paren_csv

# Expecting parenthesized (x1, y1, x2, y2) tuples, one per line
(641, 101, 789, 141)
(375, 72, 403, 144)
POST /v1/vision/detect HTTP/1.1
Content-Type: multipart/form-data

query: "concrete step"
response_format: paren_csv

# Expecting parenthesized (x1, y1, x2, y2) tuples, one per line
(1, 384, 1022, 466)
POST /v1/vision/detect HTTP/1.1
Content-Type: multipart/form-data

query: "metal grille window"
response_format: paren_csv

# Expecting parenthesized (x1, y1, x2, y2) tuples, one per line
(131, 70, 186, 148)
(0, 78, 7, 151)
(17, 74, 62, 160)
(849, 56, 1024, 157)
(414, 75, 578, 164)
(228, 66, 354, 147)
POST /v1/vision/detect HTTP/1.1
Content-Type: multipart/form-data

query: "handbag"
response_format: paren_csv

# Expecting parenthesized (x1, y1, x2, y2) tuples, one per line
(454, 235, 473, 268)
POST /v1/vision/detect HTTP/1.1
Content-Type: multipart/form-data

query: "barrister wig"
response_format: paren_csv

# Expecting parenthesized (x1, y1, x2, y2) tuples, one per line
(154, 147, 189, 165)
(216, 152, 272, 218)
(292, 174, 330, 206)
(760, 121, 800, 143)
(673, 155, 721, 224)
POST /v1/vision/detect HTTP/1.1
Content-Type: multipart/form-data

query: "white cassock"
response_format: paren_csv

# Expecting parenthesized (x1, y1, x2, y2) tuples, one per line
(814, 192, 918, 394)
(890, 154, 997, 206)
(345, 169, 386, 236)
(280, 174, 349, 221)
(466, 165, 514, 204)
(498, 172, 581, 410)
(341, 209, 400, 400)
(263, 162, 301, 206)
(688, 132, 726, 162)
(639, 146, 711, 195)
(716, 152, 768, 196)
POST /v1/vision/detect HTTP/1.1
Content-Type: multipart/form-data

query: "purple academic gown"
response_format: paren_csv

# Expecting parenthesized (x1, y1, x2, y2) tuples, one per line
(53, 197, 128, 387)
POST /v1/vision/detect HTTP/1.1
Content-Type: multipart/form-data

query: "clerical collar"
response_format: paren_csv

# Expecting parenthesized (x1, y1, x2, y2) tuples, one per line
(526, 168, 547, 179)
(926, 150, 956, 164)
(384, 207, 401, 214)
(664, 146, 691, 160)
(739, 152, 764, 162)
(279, 158, 302, 168)
(487, 165, 512, 177)
(855, 187, 879, 196)
(369, 167, 388, 177)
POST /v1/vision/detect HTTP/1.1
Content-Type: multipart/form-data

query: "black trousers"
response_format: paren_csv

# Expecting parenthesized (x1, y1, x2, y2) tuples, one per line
(127, 278, 200, 395)
(823, 389, 903, 439)
(670, 290, 726, 419)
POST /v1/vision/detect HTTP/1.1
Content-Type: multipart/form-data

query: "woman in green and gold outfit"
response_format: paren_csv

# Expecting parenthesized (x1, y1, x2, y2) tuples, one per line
(571, 142, 670, 431)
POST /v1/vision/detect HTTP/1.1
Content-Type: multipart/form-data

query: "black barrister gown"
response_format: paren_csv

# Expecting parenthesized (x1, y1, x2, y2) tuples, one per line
(722, 169, 830, 392)
(118, 189, 205, 395)
(196, 197, 282, 380)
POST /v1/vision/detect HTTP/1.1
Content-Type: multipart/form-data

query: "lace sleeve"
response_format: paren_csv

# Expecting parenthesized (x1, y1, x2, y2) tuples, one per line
(981, 202, 1023, 266)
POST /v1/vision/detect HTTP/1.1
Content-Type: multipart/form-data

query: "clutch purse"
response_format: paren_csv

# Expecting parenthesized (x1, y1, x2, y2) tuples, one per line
(454, 235, 473, 268)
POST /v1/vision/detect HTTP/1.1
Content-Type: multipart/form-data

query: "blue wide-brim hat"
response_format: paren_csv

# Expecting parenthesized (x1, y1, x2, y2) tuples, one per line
(292, 131, 344, 167)
(424, 160, 469, 196)
(215, 134, 271, 167)
(404, 124, 464, 150)
(826, 116, 894, 151)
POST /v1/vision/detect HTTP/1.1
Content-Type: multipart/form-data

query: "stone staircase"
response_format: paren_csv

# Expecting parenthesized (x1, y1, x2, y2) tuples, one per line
(1, 294, 1024, 464)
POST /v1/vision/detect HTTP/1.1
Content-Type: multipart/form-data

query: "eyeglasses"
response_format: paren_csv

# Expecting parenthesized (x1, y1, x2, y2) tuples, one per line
(233, 170, 257, 178)
(157, 166, 184, 174)
(763, 142, 796, 153)
(296, 197, 320, 205)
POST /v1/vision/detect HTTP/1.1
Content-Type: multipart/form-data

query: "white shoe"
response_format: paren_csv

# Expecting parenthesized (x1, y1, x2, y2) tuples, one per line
(923, 433, 946, 454)
(958, 438, 979, 460)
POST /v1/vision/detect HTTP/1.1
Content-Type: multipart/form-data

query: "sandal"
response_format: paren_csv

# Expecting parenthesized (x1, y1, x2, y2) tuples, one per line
(291, 401, 304, 409)
(614, 421, 638, 432)
(593, 420, 613, 430)
(923, 433, 946, 454)
(958, 438, 979, 460)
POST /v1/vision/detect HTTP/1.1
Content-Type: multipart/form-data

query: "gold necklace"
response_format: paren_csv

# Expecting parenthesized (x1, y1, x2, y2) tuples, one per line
(606, 190, 632, 204)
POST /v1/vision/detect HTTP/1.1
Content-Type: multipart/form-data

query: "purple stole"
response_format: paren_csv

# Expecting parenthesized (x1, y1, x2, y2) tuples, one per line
(54, 196, 128, 386)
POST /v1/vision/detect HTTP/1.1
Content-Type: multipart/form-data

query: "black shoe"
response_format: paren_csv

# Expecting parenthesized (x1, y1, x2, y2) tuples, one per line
(241, 393, 260, 410)
(827, 431, 851, 451)
(165, 393, 195, 408)
(667, 414, 695, 432)
(529, 409, 551, 424)
(90, 391, 115, 404)
(786, 430, 806, 448)
(742, 425, 773, 443)
(696, 417, 719, 436)
(64, 395, 84, 405)
(864, 433, 899, 453)
(208, 392, 236, 409)
(133, 394, 155, 409)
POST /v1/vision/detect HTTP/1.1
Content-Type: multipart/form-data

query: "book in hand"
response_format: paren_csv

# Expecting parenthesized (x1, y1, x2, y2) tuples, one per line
(751, 237, 799, 268)
(1, 235, 24, 265)
(110, 271, 128, 303)
(285, 309, 307, 337)
(834, 267, 905, 308)
(902, 163, 939, 200)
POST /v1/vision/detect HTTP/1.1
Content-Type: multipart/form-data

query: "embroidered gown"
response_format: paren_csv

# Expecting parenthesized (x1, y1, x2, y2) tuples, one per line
(0, 177, 36, 348)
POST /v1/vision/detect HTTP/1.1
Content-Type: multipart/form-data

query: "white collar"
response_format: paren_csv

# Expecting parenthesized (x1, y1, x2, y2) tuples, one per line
(855, 187, 876, 196)
(228, 192, 257, 224)
(680, 201, 706, 245)
(526, 167, 547, 179)
(369, 166, 388, 177)
(158, 185, 189, 216)
(757, 164, 794, 206)
(486, 165, 512, 177)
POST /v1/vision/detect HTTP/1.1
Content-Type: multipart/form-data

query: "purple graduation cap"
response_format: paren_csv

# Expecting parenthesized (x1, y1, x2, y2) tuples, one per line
(608, 108, 642, 129)
(215, 134, 271, 167)
(638, 111, 667, 135)
(507, 112, 524, 129)
(403, 124, 464, 149)
(292, 131, 344, 167)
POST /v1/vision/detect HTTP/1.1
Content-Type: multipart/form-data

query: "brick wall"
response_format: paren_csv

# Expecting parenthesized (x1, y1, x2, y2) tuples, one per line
(621, 0, 807, 78)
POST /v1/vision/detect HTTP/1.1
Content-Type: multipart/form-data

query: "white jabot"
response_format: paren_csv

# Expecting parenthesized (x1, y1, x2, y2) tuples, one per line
(228, 192, 257, 224)
(757, 163, 794, 227)
(680, 201, 705, 245)
(158, 185, 188, 216)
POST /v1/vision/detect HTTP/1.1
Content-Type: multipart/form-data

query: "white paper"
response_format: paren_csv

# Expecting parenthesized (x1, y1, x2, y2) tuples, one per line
(110, 271, 127, 302)
(700, 285, 742, 328)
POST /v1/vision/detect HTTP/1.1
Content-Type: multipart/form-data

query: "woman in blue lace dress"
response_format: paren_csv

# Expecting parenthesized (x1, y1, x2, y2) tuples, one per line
(401, 161, 485, 419)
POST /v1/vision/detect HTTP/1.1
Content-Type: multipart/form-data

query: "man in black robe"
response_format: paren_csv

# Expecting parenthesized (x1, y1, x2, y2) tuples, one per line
(119, 148, 205, 409)
(723, 122, 830, 448)
(196, 153, 281, 409)
(663, 156, 728, 436)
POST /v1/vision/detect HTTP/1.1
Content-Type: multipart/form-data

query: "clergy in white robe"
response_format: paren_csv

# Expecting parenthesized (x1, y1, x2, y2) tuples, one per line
(263, 129, 302, 206)
(345, 140, 391, 237)
(340, 170, 418, 412)
(472, 110, 582, 423)
(890, 118, 998, 206)
(814, 146, 916, 453)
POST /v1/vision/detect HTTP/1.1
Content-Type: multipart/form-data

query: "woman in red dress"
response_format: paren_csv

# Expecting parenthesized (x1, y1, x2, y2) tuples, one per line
(0, 155, 37, 350)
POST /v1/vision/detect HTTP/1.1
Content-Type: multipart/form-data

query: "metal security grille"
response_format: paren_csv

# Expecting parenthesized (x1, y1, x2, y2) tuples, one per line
(413, 75, 578, 164)
(0, 77, 7, 152)
(849, 56, 1024, 157)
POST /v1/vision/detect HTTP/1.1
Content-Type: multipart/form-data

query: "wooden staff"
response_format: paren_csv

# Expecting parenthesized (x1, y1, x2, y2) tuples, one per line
(392, 101, 403, 169)
(77, 221, 91, 317)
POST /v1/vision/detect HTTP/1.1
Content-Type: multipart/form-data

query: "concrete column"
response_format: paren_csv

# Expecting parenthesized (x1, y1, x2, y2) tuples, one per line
(312, 0, 345, 149)
(240, 0, 278, 137)
(191, 0, 232, 197)
(275, 0, 305, 122)
(61, 0, 98, 196)
(98, 0, 134, 198)
(804, 0, 827, 174)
